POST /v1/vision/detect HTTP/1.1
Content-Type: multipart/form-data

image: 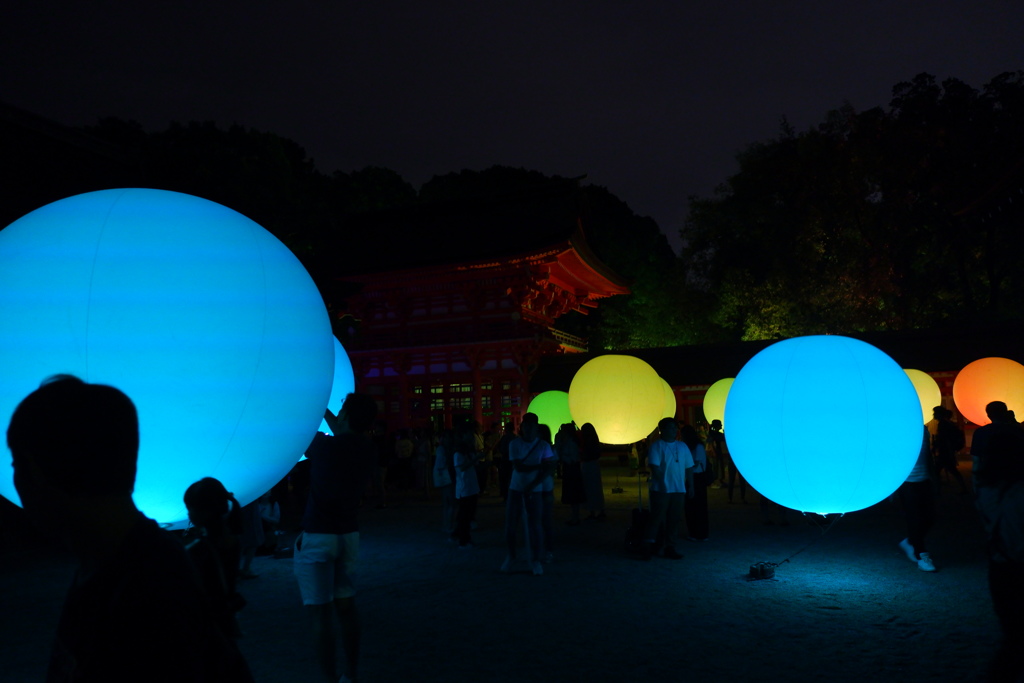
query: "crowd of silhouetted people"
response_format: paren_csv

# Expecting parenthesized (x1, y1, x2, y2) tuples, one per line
(8, 375, 1024, 682)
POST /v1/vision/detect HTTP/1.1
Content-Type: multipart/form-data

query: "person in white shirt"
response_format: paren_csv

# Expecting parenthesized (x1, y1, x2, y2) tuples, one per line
(644, 418, 694, 560)
(501, 413, 556, 575)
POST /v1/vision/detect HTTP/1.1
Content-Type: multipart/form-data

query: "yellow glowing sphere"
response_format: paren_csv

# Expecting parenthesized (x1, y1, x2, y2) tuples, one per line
(660, 378, 677, 419)
(953, 357, 1024, 425)
(903, 369, 942, 425)
(568, 355, 665, 444)
(702, 378, 734, 427)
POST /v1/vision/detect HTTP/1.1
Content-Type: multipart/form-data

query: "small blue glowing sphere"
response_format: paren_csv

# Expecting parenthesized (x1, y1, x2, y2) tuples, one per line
(0, 189, 334, 527)
(724, 336, 921, 514)
(320, 337, 356, 435)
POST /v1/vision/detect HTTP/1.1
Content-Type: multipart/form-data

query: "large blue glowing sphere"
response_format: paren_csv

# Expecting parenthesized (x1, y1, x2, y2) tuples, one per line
(0, 189, 334, 527)
(320, 337, 356, 435)
(724, 336, 921, 514)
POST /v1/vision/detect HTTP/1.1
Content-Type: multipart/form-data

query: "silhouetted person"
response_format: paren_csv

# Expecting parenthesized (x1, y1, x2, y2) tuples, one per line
(453, 425, 482, 548)
(710, 419, 746, 503)
(555, 423, 585, 526)
(643, 417, 694, 559)
(897, 426, 938, 572)
(237, 497, 264, 579)
(433, 429, 457, 538)
(932, 406, 967, 493)
(495, 425, 516, 501)
(6, 375, 253, 682)
(184, 477, 247, 638)
(680, 423, 710, 541)
(972, 401, 1024, 682)
(502, 412, 555, 575)
(295, 393, 378, 683)
(579, 422, 606, 520)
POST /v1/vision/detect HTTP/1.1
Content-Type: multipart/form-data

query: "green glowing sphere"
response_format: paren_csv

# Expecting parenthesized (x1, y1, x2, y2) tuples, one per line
(527, 390, 573, 439)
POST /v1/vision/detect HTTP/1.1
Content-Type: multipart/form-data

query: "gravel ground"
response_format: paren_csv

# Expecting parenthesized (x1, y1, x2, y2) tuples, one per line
(0, 462, 999, 683)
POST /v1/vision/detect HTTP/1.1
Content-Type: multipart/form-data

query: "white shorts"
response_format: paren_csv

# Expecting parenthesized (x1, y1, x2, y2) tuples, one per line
(293, 531, 359, 605)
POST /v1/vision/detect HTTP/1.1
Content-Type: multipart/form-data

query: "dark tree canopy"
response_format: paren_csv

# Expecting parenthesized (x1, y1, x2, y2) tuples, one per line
(681, 71, 1024, 341)
(9, 69, 1019, 353)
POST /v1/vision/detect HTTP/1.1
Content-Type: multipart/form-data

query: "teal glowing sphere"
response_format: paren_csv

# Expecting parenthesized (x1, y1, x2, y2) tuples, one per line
(724, 336, 921, 514)
(527, 390, 573, 439)
(320, 337, 356, 435)
(0, 189, 334, 527)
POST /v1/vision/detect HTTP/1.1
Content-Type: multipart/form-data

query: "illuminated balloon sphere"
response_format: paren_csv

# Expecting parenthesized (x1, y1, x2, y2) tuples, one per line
(320, 337, 356, 435)
(702, 377, 734, 427)
(953, 357, 1024, 426)
(568, 355, 665, 444)
(903, 369, 942, 425)
(660, 379, 677, 419)
(527, 391, 574, 439)
(725, 336, 921, 514)
(0, 189, 334, 527)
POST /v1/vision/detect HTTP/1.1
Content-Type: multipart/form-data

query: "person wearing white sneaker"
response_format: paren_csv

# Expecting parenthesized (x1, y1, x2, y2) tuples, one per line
(295, 395, 379, 683)
(897, 425, 937, 572)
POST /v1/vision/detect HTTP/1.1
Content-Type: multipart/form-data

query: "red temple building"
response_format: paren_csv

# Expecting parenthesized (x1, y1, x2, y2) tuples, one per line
(332, 181, 629, 433)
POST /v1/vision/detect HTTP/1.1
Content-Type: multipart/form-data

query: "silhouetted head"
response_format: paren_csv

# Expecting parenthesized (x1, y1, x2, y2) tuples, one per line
(520, 412, 539, 441)
(679, 424, 700, 450)
(658, 417, 678, 441)
(183, 477, 232, 529)
(710, 419, 723, 432)
(987, 401, 1010, 424)
(340, 393, 378, 434)
(538, 423, 552, 445)
(8, 375, 139, 503)
(454, 425, 477, 454)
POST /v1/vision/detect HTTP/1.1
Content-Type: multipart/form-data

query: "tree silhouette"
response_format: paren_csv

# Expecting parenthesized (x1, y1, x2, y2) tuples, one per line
(682, 71, 1024, 340)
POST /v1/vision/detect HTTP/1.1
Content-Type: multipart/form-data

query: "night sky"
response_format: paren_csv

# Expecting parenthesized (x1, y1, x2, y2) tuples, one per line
(3, 2, 1022, 250)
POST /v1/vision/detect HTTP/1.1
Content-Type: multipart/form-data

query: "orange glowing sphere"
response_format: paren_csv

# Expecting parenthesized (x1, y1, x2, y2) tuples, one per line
(952, 357, 1024, 425)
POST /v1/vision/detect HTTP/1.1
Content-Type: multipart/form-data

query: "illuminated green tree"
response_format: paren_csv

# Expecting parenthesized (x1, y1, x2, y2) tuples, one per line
(682, 71, 1024, 340)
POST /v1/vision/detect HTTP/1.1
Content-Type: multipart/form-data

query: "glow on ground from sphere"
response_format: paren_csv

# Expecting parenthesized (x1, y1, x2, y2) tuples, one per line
(527, 391, 573, 439)
(0, 189, 334, 527)
(724, 336, 922, 514)
(903, 369, 941, 425)
(702, 377, 734, 427)
(568, 355, 664, 444)
(952, 357, 1024, 426)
